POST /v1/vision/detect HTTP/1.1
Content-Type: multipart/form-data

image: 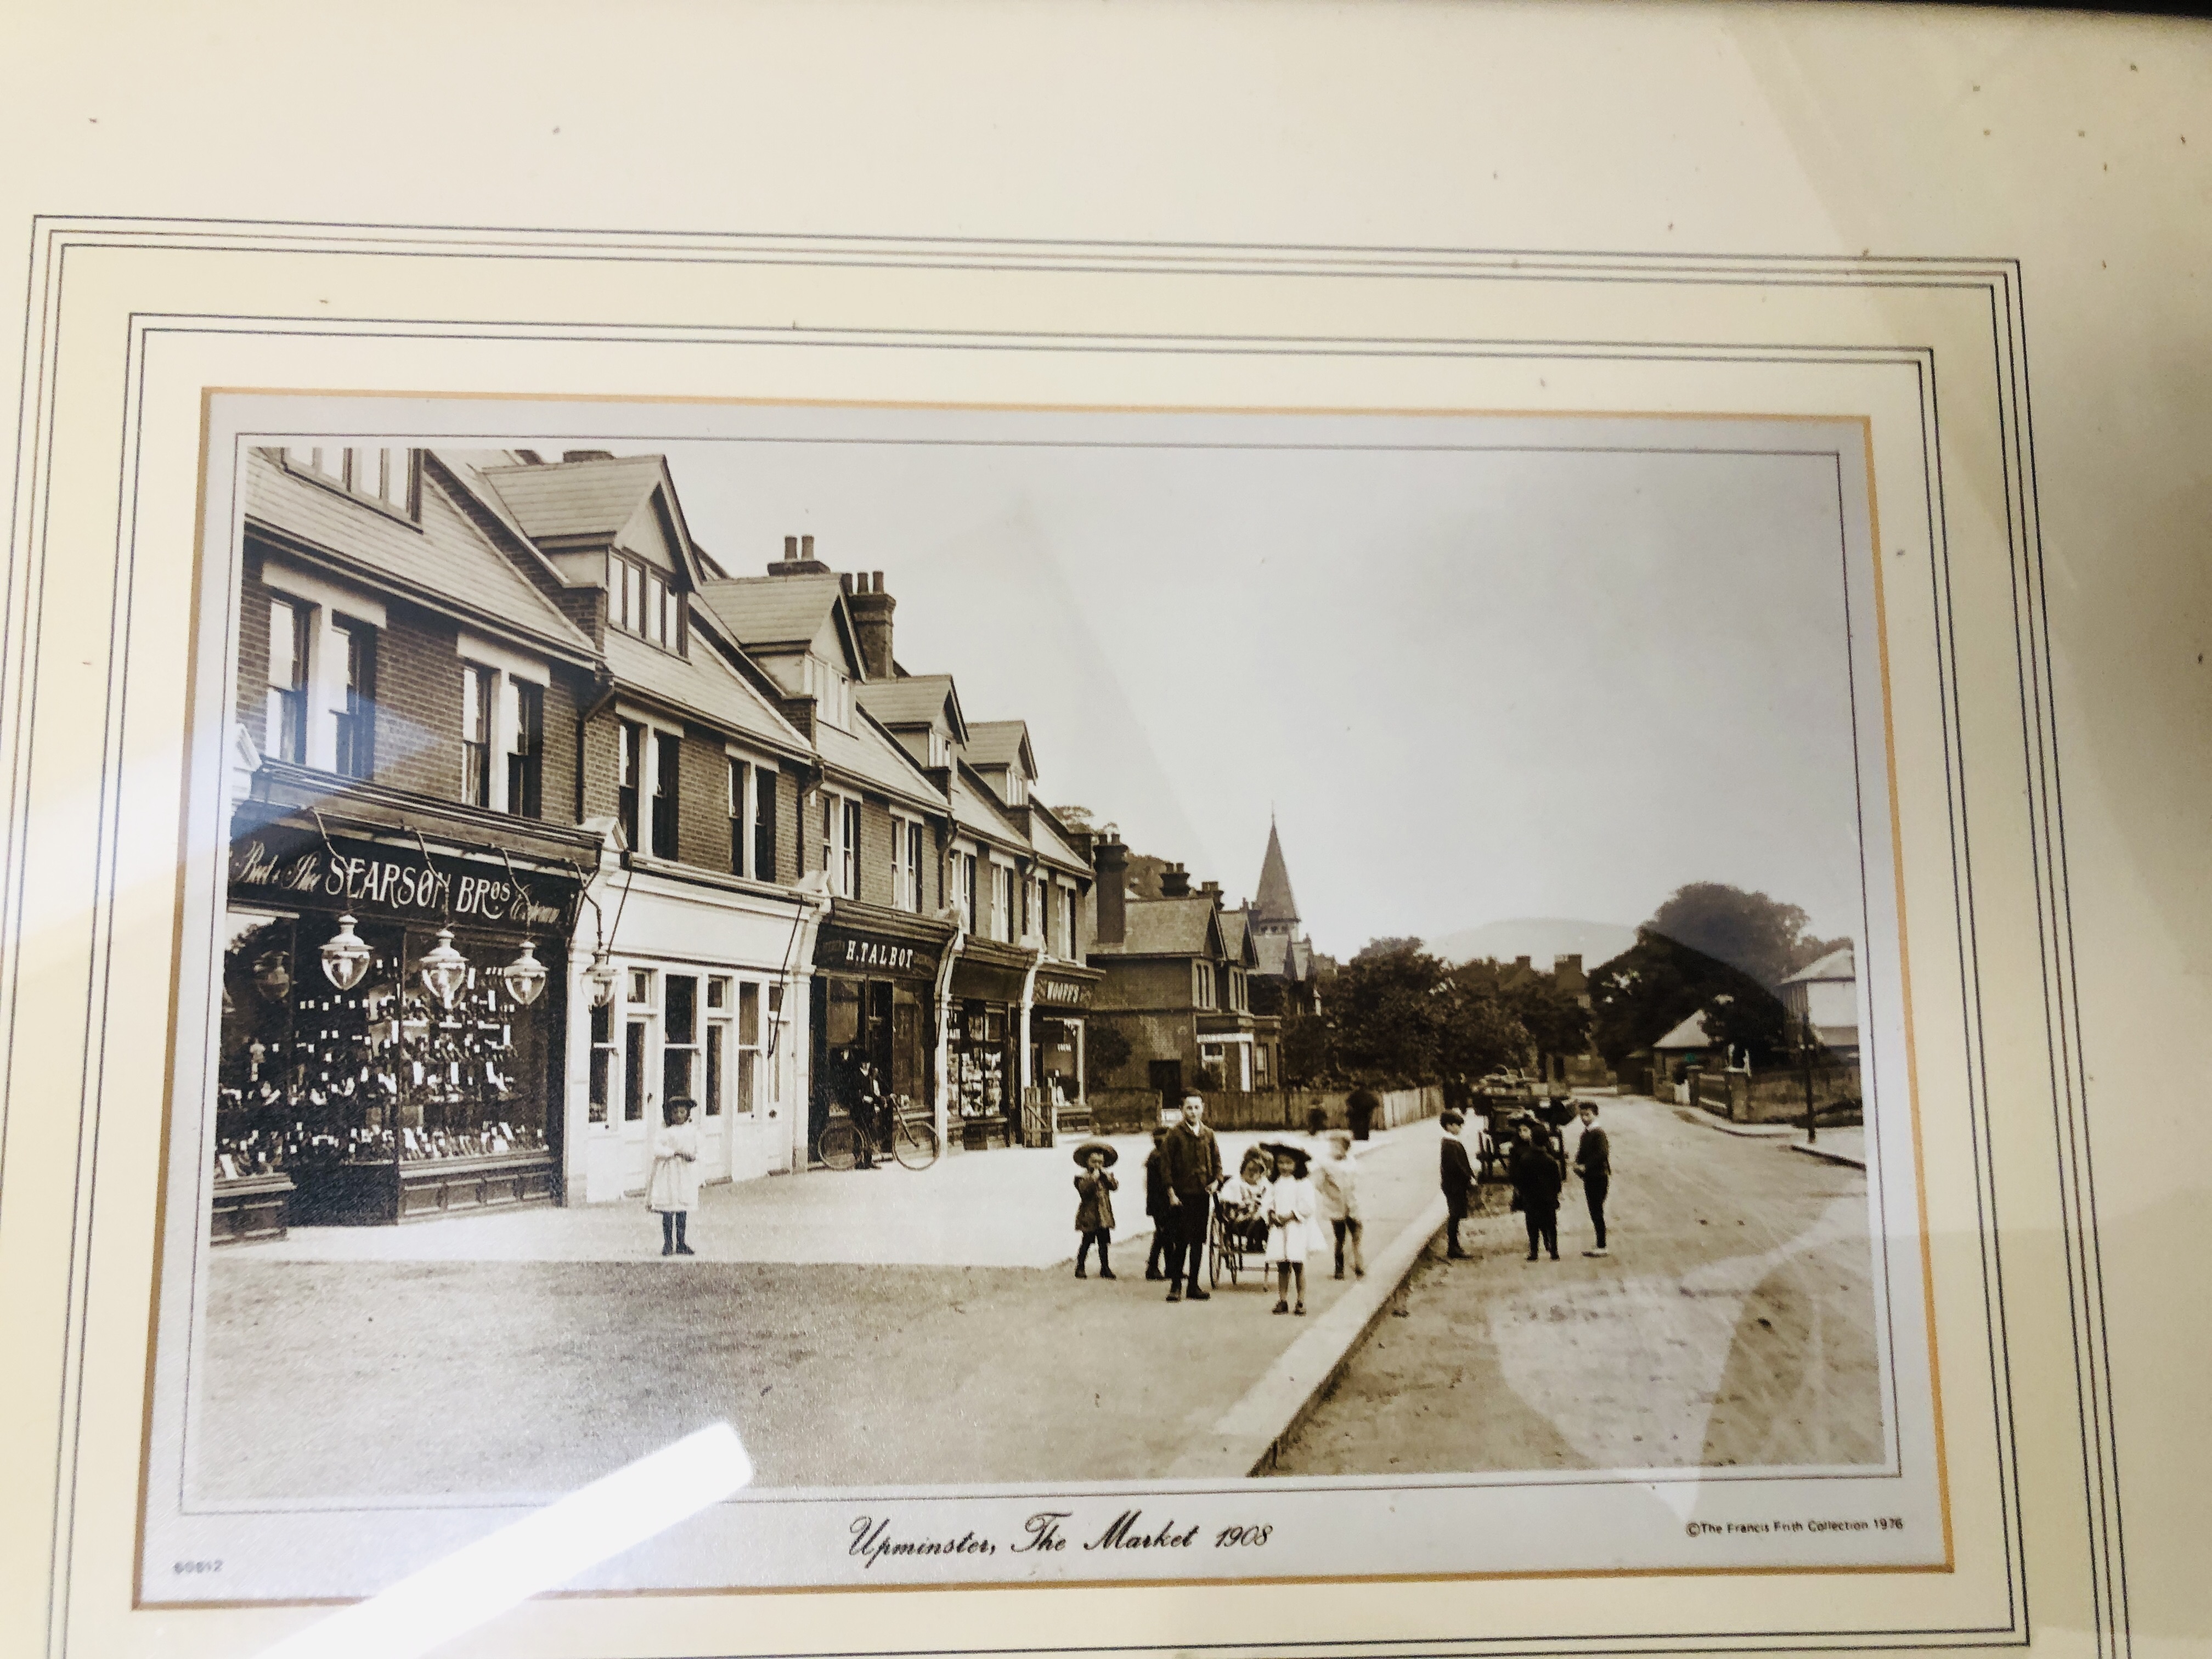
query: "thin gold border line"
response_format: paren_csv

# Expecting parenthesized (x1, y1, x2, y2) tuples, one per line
(132, 389, 1947, 1612)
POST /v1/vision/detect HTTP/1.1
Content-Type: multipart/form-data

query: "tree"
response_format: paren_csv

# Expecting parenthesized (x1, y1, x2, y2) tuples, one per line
(1586, 930, 1791, 1069)
(1082, 1022, 1133, 1091)
(1278, 1009, 1329, 1086)
(1306, 939, 1527, 1088)
(1645, 882, 1846, 990)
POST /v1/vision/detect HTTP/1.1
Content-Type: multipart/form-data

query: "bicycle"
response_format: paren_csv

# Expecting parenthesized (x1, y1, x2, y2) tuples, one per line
(819, 1101, 940, 1171)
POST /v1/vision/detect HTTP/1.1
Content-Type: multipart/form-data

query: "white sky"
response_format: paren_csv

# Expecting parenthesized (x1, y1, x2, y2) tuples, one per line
(574, 413, 1867, 960)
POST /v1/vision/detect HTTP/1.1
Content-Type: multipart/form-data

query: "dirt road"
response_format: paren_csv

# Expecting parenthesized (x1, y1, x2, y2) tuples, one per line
(1271, 1096, 1885, 1475)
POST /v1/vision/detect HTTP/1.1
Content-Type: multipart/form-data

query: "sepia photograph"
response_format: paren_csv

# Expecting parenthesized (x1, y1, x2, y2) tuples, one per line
(143, 398, 1937, 1598)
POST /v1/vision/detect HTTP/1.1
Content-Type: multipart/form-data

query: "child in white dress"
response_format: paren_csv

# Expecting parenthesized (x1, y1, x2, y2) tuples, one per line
(1263, 1143, 1317, 1315)
(648, 1099, 701, 1256)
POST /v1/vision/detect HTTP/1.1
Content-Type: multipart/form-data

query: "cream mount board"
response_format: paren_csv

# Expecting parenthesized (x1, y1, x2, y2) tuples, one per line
(0, 220, 2123, 1659)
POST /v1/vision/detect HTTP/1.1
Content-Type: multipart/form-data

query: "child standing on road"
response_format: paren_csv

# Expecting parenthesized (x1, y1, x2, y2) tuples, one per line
(1143, 1117, 1173, 1279)
(1313, 1129, 1365, 1279)
(1073, 1142, 1119, 1280)
(648, 1098, 700, 1257)
(1262, 1143, 1316, 1316)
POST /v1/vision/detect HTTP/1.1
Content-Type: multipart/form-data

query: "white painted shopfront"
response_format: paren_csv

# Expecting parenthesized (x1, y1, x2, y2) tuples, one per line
(565, 865, 820, 1203)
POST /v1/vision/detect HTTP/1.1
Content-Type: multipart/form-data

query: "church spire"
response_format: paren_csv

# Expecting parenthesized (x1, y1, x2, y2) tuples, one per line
(1252, 817, 1300, 931)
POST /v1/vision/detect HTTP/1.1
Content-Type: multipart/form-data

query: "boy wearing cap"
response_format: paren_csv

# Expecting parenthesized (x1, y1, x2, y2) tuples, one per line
(1439, 1111, 1475, 1259)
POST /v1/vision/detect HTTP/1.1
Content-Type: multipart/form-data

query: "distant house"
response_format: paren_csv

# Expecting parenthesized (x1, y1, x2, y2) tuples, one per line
(1779, 944, 1859, 1057)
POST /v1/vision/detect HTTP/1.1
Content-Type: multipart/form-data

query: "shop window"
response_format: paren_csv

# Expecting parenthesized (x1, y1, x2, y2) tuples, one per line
(266, 597, 309, 764)
(704, 975, 730, 1117)
(213, 908, 558, 1215)
(461, 662, 495, 806)
(651, 732, 680, 860)
(618, 721, 644, 850)
(624, 1016, 648, 1123)
(333, 620, 376, 780)
(589, 1000, 614, 1122)
(737, 981, 762, 1114)
(506, 680, 543, 818)
(663, 974, 698, 1107)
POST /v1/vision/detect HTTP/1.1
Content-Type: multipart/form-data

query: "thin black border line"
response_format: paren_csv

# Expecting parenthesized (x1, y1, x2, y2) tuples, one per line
(0, 224, 2106, 1659)
(52, 280, 2017, 1645)
(32, 210, 2033, 269)
(1914, 349, 2026, 1637)
(145, 383, 1950, 1601)
(87, 311, 1984, 1640)
(2010, 263, 2130, 1659)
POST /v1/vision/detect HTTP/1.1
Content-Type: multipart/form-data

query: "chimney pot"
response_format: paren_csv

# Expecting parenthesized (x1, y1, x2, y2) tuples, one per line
(840, 572, 854, 595)
(1160, 863, 1193, 899)
(1093, 835, 1130, 945)
(802, 534, 815, 559)
(784, 535, 797, 558)
(849, 572, 898, 679)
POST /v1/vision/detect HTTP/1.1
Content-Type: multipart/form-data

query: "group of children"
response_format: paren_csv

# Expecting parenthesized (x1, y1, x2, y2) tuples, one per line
(1072, 1116, 1364, 1316)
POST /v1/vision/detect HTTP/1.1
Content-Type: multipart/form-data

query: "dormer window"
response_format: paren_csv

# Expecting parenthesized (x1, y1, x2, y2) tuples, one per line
(928, 731, 951, 768)
(610, 551, 685, 653)
(803, 654, 853, 731)
(282, 446, 417, 520)
(1002, 773, 1028, 807)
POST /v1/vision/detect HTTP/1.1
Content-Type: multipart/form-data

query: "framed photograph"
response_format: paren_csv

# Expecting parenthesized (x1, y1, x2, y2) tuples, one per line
(3, 7, 2202, 1659)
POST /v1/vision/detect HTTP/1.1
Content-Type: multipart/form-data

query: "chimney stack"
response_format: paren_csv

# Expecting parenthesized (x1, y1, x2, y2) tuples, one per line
(1160, 863, 1192, 899)
(1200, 879, 1222, 904)
(1093, 834, 1130, 945)
(766, 533, 830, 577)
(849, 570, 897, 680)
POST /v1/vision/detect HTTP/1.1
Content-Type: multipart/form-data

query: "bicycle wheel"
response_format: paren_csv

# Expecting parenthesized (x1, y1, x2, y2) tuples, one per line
(819, 1122, 858, 1172)
(893, 1118, 939, 1171)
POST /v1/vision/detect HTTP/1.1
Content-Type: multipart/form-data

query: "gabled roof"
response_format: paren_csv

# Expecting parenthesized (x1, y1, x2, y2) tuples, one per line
(695, 574, 862, 673)
(1092, 896, 1224, 960)
(949, 762, 1028, 851)
(1219, 907, 1250, 958)
(855, 673, 967, 740)
(476, 455, 665, 544)
(1253, 927, 1319, 981)
(245, 452, 594, 662)
(1654, 1011, 1713, 1051)
(1252, 819, 1300, 927)
(1780, 943, 1857, 986)
(605, 625, 810, 757)
(1024, 803, 1091, 878)
(817, 708, 947, 814)
(964, 720, 1035, 778)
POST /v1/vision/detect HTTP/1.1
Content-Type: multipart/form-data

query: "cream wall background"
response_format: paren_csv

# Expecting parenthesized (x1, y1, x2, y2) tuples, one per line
(1, 1, 2205, 1655)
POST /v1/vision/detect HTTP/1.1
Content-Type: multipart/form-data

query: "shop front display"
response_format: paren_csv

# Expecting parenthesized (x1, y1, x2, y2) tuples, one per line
(218, 808, 583, 1227)
(809, 906, 953, 1166)
(947, 941, 1031, 1152)
(1029, 963, 1102, 1140)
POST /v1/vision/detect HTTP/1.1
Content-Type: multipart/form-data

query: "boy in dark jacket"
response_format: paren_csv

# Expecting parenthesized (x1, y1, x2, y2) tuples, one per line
(1438, 1111, 1475, 1259)
(1574, 1101, 1611, 1257)
(1509, 1121, 1565, 1261)
(1143, 1118, 1174, 1279)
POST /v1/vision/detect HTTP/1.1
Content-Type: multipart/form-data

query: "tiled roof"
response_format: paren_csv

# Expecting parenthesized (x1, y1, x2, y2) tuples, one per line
(856, 673, 962, 731)
(1093, 896, 1218, 958)
(963, 720, 1033, 775)
(1254, 930, 1291, 976)
(817, 711, 945, 811)
(607, 627, 809, 754)
(697, 574, 846, 652)
(246, 453, 593, 659)
(950, 765, 1027, 850)
(1025, 806, 1090, 876)
(476, 456, 663, 542)
(1654, 1011, 1712, 1050)
(1780, 943, 1857, 986)
(1219, 909, 1250, 957)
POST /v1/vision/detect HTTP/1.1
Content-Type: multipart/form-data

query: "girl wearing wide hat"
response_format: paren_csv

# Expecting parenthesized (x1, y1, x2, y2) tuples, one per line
(1072, 1141, 1119, 1280)
(1260, 1141, 1318, 1315)
(648, 1098, 701, 1256)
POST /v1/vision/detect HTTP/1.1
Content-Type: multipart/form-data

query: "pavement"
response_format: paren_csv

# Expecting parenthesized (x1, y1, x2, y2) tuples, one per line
(195, 1118, 1452, 1499)
(1272, 1094, 1883, 1477)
